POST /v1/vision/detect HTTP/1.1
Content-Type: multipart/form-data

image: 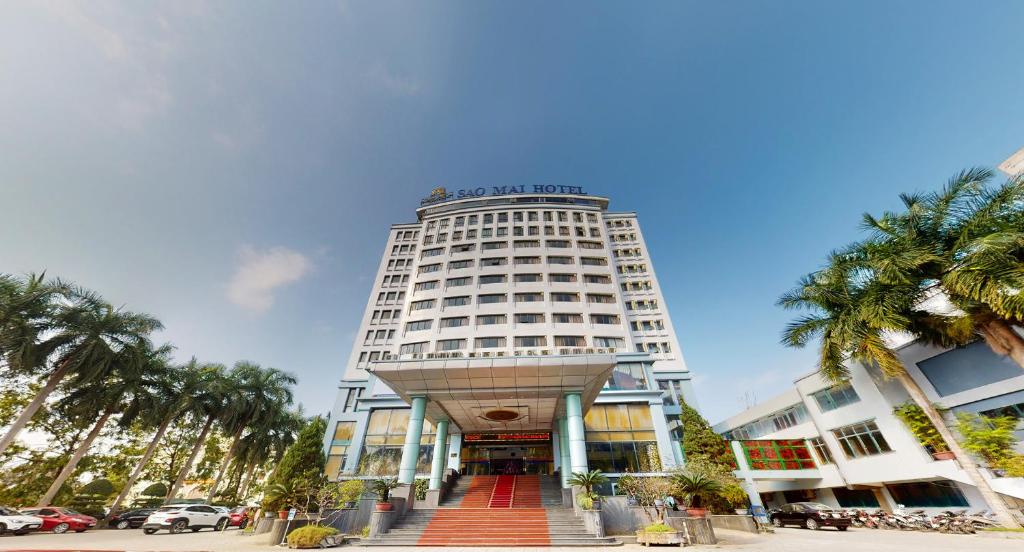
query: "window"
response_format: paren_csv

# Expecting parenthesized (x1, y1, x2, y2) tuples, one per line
(551, 292, 579, 302)
(515, 292, 543, 302)
(466, 229, 477, 239)
(482, 241, 507, 250)
(440, 317, 468, 328)
(410, 299, 435, 311)
(414, 280, 438, 291)
(549, 273, 577, 283)
(444, 296, 471, 307)
(514, 239, 540, 248)
(584, 404, 660, 473)
(832, 421, 892, 459)
(449, 260, 473, 269)
(496, 227, 508, 237)
(478, 293, 506, 304)
(483, 214, 493, 224)
(555, 335, 586, 347)
(580, 257, 608, 266)
(886, 482, 969, 508)
(343, 388, 363, 412)
(811, 383, 861, 412)
(916, 341, 1022, 397)
(358, 409, 436, 475)
(552, 313, 583, 323)
(421, 247, 444, 258)
(724, 404, 810, 440)
(591, 314, 620, 325)
(516, 313, 544, 324)
(419, 263, 441, 274)
(481, 257, 507, 267)
(446, 277, 471, 287)
(548, 256, 574, 265)
(436, 339, 466, 351)
(514, 256, 541, 265)
(606, 362, 647, 390)
(406, 320, 432, 332)
(497, 213, 508, 223)
(468, 215, 478, 225)
(831, 487, 879, 508)
(809, 437, 834, 465)
(479, 274, 507, 284)
(594, 336, 625, 348)
(475, 337, 506, 348)
(546, 239, 570, 248)
(513, 212, 524, 222)
(514, 273, 542, 283)
(451, 244, 475, 253)
(400, 342, 428, 355)
(477, 314, 507, 325)
(578, 240, 602, 250)
(515, 336, 546, 347)
(587, 293, 616, 304)
(584, 274, 611, 284)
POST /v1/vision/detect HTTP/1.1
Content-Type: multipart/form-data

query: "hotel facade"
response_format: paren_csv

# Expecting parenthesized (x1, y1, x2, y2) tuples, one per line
(322, 187, 696, 492)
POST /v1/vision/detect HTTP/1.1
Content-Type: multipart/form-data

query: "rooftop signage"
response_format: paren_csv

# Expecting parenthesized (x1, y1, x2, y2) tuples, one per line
(464, 431, 552, 443)
(420, 185, 586, 206)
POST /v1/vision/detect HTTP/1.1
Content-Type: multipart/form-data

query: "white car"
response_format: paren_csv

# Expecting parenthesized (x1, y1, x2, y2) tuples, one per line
(142, 504, 229, 534)
(0, 506, 44, 535)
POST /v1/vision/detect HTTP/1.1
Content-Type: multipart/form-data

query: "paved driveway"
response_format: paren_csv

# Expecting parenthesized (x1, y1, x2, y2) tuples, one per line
(1, 526, 1023, 551)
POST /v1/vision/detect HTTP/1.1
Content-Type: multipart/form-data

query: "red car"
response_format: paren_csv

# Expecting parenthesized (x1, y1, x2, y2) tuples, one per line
(227, 507, 252, 528)
(19, 507, 97, 533)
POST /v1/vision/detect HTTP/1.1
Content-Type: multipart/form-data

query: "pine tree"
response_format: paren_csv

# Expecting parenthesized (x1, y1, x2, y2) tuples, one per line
(264, 416, 327, 511)
(679, 402, 733, 467)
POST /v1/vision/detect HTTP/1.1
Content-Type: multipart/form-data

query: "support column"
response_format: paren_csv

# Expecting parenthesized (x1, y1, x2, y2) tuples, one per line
(558, 418, 571, 488)
(552, 430, 562, 476)
(428, 420, 449, 490)
(398, 396, 427, 484)
(565, 393, 588, 475)
(649, 400, 677, 469)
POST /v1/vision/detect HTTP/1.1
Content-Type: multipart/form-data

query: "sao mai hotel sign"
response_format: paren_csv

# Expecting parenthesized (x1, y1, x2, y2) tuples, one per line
(421, 185, 587, 206)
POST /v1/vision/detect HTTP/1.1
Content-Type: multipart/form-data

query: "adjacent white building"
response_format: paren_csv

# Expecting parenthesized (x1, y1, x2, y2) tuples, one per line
(714, 330, 1024, 515)
(322, 187, 697, 492)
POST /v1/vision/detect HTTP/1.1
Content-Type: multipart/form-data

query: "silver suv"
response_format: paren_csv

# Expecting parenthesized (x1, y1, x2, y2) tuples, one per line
(142, 505, 228, 534)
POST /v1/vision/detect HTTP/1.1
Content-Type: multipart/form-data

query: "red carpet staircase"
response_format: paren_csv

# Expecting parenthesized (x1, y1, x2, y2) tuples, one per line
(362, 475, 618, 546)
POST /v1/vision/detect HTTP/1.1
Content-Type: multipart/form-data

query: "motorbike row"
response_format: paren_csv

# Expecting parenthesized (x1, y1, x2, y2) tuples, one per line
(837, 508, 998, 534)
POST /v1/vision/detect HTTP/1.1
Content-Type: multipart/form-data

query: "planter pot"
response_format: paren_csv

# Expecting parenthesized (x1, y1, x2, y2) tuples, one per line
(374, 502, 393, 512)
(636, 530, 684, 547)
(932, 451, 956, 461)
(278, 510, 289, 520)
(686, 507, 708, 518)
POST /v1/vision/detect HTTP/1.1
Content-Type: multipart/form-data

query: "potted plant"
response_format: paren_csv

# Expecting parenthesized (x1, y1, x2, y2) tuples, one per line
(371, 477, 400, 511)
(635, 522, 684, 546)
(568, 469, 609, 510)
(893, 402, 954, 460)
(670, 472, 722, 518)
(263, 481, 299, 519)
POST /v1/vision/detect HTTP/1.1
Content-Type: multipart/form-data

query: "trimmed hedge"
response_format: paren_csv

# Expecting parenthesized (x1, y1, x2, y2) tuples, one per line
(287, 525, 339, 548)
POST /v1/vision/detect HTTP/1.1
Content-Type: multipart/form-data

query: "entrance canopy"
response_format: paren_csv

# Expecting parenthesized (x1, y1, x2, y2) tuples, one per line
(367, 354, 616, 432)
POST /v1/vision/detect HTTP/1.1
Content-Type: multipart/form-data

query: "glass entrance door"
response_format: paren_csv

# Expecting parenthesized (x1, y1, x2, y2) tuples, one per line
(460, 443, 553, 475)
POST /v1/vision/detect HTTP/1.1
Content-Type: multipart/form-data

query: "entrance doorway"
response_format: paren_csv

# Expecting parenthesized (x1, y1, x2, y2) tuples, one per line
(460, 433, 554, 476)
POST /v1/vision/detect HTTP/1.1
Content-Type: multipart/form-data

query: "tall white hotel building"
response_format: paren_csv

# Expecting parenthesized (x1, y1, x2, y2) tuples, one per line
(323, 186, 697, 493)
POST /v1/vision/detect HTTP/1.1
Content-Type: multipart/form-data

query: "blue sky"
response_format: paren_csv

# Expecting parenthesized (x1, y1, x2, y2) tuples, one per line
(1, 1, 1022, 424)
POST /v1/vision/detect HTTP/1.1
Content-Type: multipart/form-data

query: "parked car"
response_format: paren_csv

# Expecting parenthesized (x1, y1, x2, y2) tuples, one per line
(106, 508, 156, 529)
(228, 506, 252, 528)
(142, 504, 229, 534)
(0, 507, 44, 535)
(770, 502, 851, 531)
(18, 507, 97, 533)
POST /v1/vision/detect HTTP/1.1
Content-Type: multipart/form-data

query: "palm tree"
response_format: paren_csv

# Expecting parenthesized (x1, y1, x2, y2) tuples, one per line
(107, 355, 226, 516)
(38, 341, 162, 506)
(205, 362, 296, 502)
(0, 278, 162, 458)
(165, 363, 230, 502)
(233, 407, 302, 500)
(779, 249, 1020, 527)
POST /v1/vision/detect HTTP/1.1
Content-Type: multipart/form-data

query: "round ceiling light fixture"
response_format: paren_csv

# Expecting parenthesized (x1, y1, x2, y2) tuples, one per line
(483, 409, 521, 421)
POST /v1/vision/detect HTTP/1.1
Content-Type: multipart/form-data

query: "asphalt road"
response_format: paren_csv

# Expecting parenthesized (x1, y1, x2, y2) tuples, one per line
(1, 526, 1023, 551)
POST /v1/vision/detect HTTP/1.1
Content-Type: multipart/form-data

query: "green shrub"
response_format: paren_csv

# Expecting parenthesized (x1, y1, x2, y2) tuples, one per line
(642, 523, 675, 533)
(957, 412, 1017, 465)
(338, 479, 365, 506)
(287, 525, 339, 548)
(360, 525, 370, 537)
(414, 478, 428, 501)
(140, 482, 168, 497)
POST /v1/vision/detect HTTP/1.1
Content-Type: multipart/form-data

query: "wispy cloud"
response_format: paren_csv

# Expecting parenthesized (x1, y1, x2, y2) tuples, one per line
(227, 246, 312, 313)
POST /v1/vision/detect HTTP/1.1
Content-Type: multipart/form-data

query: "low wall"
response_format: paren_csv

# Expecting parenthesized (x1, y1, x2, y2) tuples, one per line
(709, 514, 758, 534)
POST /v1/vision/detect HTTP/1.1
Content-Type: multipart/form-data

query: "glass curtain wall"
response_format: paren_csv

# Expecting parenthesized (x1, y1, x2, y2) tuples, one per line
(357, 408, 436, 475)
(584, 404, 661, 472)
